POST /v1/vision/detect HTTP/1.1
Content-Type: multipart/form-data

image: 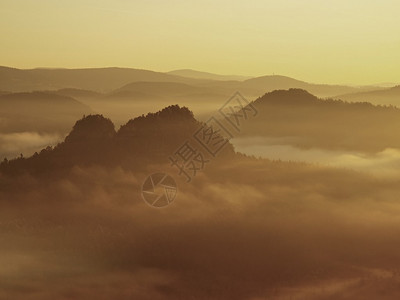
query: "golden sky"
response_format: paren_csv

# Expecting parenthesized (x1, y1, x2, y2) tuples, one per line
(0, 0, 399, 85)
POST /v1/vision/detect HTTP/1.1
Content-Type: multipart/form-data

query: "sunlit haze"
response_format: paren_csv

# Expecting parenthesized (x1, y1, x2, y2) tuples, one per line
(3, 2, 400, 299)
(1, 0, 399, 84)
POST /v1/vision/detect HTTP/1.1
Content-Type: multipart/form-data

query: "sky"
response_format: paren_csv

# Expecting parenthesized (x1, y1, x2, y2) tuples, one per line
(0, 0, 399, 85)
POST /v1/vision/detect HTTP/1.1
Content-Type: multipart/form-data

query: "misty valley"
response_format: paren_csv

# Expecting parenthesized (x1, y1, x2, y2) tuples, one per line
(0, 66, 400, 299)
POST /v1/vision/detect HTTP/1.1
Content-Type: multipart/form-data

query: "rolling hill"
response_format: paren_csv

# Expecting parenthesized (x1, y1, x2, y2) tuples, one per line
(0, 66, 206, 93)
(167, 69, 251, 81)
(335, 85, 400, 106)
(0, 91, 93, 133)
(108, 81, 228, 100)
(237, 89, 400, 152)
(54, 88, 102, 99)
(237, 75, 380, 98)
(0, 66, 383, 99)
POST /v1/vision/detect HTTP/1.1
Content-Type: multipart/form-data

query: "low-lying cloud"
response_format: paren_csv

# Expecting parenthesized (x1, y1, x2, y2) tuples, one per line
(232, 136, 400, 177)
(0, 132, 63, 160)
(2, 159, 400, 299)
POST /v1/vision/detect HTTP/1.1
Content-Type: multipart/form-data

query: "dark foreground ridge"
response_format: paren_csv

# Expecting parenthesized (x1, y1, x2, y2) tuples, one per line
(241, 88, 400, 152)
(0, 105, 235, 176)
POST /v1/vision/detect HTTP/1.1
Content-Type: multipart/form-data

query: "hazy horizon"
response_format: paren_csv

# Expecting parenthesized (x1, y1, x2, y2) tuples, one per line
(2, 65, 400, 88)
(2, 1, 400, 299)
(1, 0, 399, 85)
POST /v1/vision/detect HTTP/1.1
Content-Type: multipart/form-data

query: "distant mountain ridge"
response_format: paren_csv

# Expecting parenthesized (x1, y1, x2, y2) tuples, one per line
(109, 81, 227, 101)
(237, 75, 383, 98)
(0, 91, 92, 116)
(335, 85, 400, 106)
(0, 66, 201, 92)
(238, 88, 400, 152)
(0, 66, 387, 99)
(0, 91, 93, 133)
(167, 69, 252, 81)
